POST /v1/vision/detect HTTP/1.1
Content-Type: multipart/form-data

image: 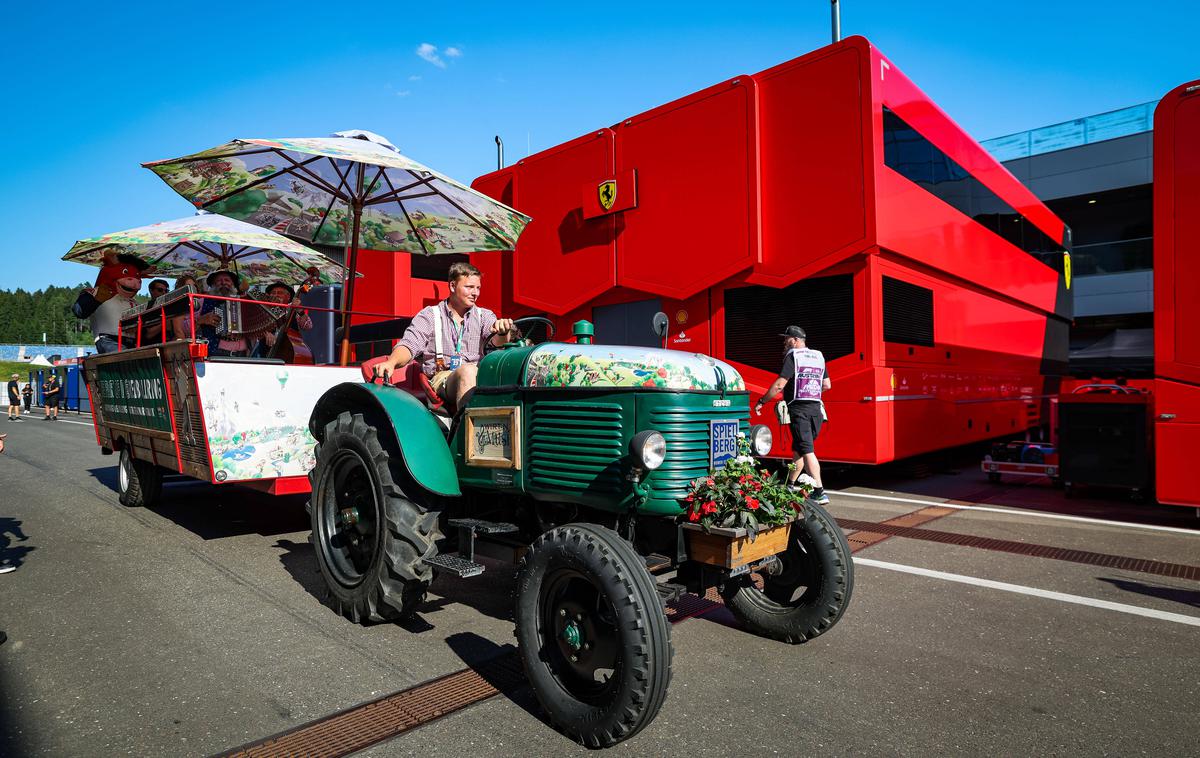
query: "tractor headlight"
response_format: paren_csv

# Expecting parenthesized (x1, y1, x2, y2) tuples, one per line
(630, 430, 667, 470)
(749, 424, 773, 456)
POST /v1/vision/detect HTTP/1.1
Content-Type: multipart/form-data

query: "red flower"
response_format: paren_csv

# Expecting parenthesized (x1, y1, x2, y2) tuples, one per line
(701, 501, 717, 515)
(657, 368, 668, 377)
(685, 493, 695, 502)
(790, 501, 802, 511)
(705, 478, 714, 486)
(738, 474, 752, 484)
(746, 497, 760, 510)
(688, 510, 701, 522)
(752, 481, 763, 491)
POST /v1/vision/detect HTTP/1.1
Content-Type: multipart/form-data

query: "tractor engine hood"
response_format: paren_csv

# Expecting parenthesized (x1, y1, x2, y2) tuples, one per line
(522, 344, 746, 392)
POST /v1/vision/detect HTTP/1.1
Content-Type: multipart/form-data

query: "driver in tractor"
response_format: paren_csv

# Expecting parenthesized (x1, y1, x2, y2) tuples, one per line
(373, 261, 515, 409)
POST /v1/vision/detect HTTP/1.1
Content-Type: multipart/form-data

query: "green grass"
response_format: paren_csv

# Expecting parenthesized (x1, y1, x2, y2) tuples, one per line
(0, 359, 57, 380)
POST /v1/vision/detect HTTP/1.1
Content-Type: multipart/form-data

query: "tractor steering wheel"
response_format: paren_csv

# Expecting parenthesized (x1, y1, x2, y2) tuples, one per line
(488, 316, 557, 351)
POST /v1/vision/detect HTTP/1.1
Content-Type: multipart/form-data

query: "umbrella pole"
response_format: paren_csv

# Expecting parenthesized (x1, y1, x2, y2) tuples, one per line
(338, 200, 364, 366)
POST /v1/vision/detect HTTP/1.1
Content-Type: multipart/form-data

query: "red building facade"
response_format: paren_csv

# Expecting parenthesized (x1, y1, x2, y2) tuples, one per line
(465, 37, 1072, 464)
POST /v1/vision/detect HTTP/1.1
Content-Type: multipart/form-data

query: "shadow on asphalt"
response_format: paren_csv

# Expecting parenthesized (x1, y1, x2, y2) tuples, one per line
(0, 517, 33, 569)
(1098, 577, 1200, 609)
(274, 537, 328, 601)
(0, 518, 33, 756)
(86, 467, 310, 540)
(444, 632, 547, 727)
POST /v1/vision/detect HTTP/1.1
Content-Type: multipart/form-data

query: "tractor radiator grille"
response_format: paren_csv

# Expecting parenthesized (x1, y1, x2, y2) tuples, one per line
(528, 402, 625, 494)
(646, 404, 750, 502)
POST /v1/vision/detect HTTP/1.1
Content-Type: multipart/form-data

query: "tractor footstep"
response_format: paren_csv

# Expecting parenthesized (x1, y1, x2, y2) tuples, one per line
(425, 554, 486, 578)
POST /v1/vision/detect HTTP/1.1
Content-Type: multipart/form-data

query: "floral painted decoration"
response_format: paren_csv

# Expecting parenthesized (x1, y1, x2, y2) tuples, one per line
(524, 344, 746, 392)
(63, 214, 348, 286)
(683, 434, 813, 540)
(143, 136, 531, 255)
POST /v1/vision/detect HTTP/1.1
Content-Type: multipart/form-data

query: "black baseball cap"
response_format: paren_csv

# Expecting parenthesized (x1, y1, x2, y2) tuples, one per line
(779, 326, 806, 340)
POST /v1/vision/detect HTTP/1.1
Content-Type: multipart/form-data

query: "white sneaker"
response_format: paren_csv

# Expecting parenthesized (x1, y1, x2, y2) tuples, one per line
(0, 565, 16, 575)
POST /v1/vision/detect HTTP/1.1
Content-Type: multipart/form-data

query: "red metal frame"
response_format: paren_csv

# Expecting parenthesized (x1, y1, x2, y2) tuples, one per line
(459, 36, 1070, 465)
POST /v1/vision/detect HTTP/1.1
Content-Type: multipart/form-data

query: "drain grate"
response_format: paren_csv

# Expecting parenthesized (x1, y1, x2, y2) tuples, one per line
(837, 518, 1200, 581)
(844, 505, 955, 554)
(221, 592, 731, 758)
(221, 653, 525, 758)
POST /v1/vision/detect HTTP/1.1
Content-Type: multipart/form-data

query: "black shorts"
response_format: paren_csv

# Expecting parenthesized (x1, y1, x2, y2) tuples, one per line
(788, 401, 823, 455)
(45, 395, 60, 409)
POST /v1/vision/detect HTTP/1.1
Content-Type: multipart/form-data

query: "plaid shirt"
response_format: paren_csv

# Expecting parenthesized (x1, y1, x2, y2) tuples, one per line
(398, 300, 498, 377)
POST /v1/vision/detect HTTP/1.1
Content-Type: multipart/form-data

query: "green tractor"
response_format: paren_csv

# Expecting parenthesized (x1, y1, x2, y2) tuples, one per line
(306, 319, 853, 747)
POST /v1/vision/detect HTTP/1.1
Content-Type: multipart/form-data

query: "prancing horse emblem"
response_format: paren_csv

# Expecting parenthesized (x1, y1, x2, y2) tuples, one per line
(598, 180, 617, 211)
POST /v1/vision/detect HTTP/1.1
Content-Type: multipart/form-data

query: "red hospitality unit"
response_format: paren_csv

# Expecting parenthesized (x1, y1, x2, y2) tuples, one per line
(1151, 79, 1200, 509)
(468, 36, 1073, 464)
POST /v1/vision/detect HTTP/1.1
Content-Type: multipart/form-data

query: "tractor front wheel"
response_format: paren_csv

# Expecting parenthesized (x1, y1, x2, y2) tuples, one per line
(721, 501, 854, 643)
(308, 412, 439, 623)
(515, 523, 672, 748)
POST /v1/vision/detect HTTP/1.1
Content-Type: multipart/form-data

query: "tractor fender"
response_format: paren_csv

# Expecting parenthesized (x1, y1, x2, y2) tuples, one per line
(309, 382, 461, 498)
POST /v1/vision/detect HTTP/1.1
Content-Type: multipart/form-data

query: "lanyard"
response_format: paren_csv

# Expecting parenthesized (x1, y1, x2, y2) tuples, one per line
(450, 311, 466, 355)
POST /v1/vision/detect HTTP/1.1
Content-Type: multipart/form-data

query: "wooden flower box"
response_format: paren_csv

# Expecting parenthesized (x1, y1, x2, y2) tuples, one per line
(682, 521, 792, 569)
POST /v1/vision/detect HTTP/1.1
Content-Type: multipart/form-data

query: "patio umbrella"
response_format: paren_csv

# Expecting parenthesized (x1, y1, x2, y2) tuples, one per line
(143, 133, 531, 364)
(62, 213, 348, 288)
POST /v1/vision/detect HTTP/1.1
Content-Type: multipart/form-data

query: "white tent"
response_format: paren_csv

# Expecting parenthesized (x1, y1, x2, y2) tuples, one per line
(28, 355, 52, 366)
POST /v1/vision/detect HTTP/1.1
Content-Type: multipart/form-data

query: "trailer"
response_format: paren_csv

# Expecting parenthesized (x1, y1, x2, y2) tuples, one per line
(83, 292, 375, 505)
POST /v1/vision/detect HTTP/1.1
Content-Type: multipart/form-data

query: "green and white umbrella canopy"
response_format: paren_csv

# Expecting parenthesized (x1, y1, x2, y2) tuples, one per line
(144, 132, 532, 363)
(143, 135, 530, 255)
(63, 214, 348, 286)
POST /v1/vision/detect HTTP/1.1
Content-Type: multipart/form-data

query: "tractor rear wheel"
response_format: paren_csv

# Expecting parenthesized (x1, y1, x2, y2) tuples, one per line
(515, 523, 672, 748)
(721, 501, 854, 643)
(308, 412, 440, 623)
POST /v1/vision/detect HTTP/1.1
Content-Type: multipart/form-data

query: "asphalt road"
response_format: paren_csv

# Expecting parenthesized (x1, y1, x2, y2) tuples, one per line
(1, 414, 1198, 757)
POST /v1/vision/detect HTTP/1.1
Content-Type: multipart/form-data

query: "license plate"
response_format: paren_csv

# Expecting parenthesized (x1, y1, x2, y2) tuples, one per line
(710, 419, 739, 470)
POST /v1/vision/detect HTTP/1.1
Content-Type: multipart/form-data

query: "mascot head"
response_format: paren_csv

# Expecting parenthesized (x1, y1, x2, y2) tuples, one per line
(96, 250, 151, 299)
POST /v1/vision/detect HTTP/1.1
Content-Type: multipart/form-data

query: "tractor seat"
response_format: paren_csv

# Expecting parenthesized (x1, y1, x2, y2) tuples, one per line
(359, 356, 450, 416)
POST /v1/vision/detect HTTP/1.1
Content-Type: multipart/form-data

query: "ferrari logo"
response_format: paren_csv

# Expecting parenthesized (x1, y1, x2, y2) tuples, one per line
(598, 180, 617, 211)
(1063, 251, 1072, 290)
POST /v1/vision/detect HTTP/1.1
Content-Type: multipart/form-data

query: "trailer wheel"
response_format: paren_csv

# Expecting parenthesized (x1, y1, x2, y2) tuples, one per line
(515, 523, 672, 748)
(118, 447, 162, 508)
(308, 411, 439, 624)
(721, 501, 854, 644)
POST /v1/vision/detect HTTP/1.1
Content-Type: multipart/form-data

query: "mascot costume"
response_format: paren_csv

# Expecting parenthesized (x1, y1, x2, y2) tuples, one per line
(72, 251, 151, 319)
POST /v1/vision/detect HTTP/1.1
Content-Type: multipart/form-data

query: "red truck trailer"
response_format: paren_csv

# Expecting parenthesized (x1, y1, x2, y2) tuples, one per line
(1152, 79, 1200, 509)
(466, 36, 1072, 465)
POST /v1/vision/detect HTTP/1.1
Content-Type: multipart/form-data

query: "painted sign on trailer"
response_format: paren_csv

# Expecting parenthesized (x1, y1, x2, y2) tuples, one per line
(95, 356, 170, 432)
(195, 362, 359, 483)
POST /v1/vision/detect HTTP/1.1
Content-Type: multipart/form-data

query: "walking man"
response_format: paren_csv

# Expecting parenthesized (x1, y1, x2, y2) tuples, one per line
(6, 374, 21, 422)
(753, 326, 832, 505)
(42, 372, 61, 421)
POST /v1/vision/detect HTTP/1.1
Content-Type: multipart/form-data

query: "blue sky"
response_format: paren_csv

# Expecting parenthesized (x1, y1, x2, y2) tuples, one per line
(2, 0, 1196, 292)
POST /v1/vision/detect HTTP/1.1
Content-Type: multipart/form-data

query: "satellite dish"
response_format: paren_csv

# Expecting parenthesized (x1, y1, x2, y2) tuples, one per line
(652, 311, 670, 339)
